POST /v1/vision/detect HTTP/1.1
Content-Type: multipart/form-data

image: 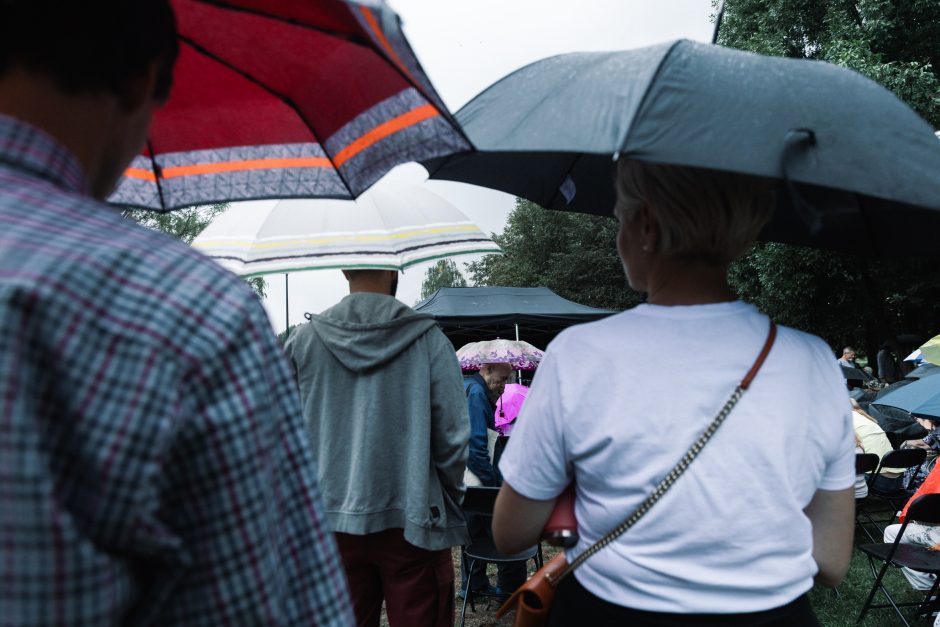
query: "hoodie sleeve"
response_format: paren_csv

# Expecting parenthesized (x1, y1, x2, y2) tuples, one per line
(429, 335, 471, 504)
(281, 330, 302, 390)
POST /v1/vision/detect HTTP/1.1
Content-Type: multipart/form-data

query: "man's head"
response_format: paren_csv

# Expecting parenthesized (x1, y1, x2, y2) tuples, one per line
(342, 269, 400, 297)
(842, 347, 856, 361)
(479, 363, 513, 400)
(0, 1, 178, 198)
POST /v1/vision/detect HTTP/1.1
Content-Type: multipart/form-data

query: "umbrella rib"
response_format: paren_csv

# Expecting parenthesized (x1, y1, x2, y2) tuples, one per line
(189, 0, 373, 48)
(176, 36, 356, 197)
(207, 236, 498, 264)
(146, 140, 168, 211)
(618, 40, 684, 156)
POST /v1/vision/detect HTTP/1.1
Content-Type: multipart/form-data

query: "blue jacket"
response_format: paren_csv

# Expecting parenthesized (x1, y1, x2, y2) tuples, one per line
(464, 373, 499, 487)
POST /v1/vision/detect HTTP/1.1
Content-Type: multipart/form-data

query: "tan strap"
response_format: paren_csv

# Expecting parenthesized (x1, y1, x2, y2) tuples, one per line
(741, 321, 777, 390)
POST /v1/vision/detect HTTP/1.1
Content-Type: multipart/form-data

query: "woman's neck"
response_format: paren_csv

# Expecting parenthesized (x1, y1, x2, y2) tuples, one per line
(645, 258, 734, 306)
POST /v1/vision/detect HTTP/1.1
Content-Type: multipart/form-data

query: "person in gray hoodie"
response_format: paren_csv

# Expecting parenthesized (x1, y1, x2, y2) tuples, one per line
(284, 269, 470, 627)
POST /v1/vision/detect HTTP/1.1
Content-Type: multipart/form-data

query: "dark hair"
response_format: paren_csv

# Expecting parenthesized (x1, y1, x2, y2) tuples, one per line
(0, 1, 178, 101)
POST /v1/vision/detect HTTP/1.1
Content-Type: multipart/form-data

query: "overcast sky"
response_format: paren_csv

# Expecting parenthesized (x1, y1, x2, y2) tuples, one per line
(255, 0, 716, 332)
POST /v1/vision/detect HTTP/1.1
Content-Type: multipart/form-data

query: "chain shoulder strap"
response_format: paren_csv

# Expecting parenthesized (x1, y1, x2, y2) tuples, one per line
(548, 321, 777, 585)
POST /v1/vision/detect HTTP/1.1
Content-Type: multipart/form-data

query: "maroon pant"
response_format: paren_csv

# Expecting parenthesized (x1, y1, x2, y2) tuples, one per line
(334, 529, 454, 627)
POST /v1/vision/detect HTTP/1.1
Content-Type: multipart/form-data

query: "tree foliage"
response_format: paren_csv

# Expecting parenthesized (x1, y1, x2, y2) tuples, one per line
(716, 0, 940, 127)
(715, 0, 940, 361)
(466, 199, 642, 311)
(123, 204, 267, 299)
(419, 259, 467, 301)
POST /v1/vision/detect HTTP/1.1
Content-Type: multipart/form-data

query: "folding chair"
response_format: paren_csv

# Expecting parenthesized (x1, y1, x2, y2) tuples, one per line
(860, 448, 928, 533)
(458, 486, 543, 627)
(855, 452, 880, 542)
(857, 494, 940, 626)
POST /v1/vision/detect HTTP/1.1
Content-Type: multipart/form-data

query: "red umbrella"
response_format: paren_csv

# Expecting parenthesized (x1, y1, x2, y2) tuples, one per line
(110, 0, 469, 211)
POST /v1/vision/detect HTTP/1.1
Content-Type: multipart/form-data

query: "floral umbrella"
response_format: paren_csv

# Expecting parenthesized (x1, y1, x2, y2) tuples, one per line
(456, 339, 543, 371)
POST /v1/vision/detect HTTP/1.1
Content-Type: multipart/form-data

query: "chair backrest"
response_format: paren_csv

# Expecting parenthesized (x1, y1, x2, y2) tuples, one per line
(462, 486, 500, 517)
(856, 452, 880, 474)
(905, 493, 940, 525)
(877, 448, 927, 473)
(875, 448, 928, 491)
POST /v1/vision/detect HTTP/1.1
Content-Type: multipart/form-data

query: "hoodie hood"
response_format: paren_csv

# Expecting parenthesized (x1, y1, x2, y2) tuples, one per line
(308, 292, 439, 372)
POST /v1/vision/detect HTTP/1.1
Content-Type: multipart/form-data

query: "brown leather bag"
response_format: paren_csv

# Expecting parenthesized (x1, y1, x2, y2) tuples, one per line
(495, 553, 568, 626)
(496, 322, 777, 627)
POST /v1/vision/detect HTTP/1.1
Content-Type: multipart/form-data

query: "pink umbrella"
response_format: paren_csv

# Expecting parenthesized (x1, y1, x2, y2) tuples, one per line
(495, 384, 529, 436)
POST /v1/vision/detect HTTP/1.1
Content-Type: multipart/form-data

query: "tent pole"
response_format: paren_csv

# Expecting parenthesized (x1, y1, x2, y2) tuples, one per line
(515, 323, 522, 384)
(285, 273, 290, 331)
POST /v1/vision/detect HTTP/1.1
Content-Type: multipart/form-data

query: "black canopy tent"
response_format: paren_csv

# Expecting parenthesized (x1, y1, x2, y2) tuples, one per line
(414, 286, 618, 349)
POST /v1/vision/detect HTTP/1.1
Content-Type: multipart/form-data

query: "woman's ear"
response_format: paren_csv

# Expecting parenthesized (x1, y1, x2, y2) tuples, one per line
(639, 204, 660, 252)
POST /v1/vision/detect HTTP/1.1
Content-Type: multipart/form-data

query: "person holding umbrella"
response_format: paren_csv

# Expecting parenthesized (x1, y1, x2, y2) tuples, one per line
(0, 2, 352, 625)
(461, 360, 527, 599)
(493, 160, 855, 625)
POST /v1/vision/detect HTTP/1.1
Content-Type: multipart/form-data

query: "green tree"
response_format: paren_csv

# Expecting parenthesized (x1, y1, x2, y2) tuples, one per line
(466, 199, 640, 311)
(716, 0, 940, 360)
(716, 0, 940, 126)
(123, 204, 267, 299)
(419, 259, 467, 301)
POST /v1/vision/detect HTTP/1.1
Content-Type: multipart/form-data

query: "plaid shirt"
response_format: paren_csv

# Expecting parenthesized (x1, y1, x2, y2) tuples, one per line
(0, 115, 354, 626)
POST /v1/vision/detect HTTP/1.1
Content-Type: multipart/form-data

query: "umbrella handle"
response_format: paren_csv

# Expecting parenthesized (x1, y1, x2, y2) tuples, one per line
(780, 128, 821, 235)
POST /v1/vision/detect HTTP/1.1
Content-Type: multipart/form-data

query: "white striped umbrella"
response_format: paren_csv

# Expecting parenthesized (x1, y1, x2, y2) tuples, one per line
(192, 181, 500, 276)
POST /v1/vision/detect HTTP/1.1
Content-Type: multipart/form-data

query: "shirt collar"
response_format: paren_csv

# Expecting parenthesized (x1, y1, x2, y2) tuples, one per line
(0, 114, 90, 195)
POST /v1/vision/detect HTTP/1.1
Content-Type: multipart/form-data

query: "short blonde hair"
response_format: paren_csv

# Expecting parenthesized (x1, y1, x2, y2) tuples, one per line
(615, 159, 776, 264)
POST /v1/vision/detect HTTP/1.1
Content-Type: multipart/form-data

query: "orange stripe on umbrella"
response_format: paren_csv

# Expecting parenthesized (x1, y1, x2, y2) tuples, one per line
(334, 103, 438, 167)
(359, 6, 413, 83)
(124, 168, 158, 182)
(123, 157, 333, 181)
(124, 105, 438, 181)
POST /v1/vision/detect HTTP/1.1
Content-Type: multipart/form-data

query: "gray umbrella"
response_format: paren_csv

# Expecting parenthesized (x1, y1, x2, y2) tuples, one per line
(424, 40, 940, 255)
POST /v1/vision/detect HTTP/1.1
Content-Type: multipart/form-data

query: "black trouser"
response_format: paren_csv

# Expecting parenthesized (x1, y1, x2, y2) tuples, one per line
(459, 511, 527, 593)
(548, 575, 819, 627)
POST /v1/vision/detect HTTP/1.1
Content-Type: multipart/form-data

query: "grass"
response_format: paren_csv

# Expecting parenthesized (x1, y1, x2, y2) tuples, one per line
(811, 547, 929, 626)
(812, 507, 935, 627)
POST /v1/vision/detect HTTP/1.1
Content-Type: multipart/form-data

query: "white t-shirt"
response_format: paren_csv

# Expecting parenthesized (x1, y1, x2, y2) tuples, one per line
(499, 301, 854, 613)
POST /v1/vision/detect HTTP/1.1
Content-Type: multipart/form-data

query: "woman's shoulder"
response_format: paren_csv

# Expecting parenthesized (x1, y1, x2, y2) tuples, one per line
(772, 322, 839, 366)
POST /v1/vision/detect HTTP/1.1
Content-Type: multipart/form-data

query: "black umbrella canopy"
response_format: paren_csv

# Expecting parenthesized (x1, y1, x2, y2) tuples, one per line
(840, 364, 868, 381)
(424, 40, 940, 256)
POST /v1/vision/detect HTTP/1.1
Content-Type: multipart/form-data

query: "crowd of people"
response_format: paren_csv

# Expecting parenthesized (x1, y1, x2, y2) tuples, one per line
(5, 2, 937, 627)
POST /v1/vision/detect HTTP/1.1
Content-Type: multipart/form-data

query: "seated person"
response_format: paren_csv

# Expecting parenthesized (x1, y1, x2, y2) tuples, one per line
(900, 415, 940, 489)
(854, 436, 869, 500)
(852, 400, 905, 491)
(883, 463, 940, 591)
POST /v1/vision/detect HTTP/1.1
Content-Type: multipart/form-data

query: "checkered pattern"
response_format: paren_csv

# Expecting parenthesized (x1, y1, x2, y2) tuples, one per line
(0, 115, 354, 626)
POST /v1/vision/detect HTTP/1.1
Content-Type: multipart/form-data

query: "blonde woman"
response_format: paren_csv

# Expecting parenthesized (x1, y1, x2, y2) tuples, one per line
(493, 160, 854, 626)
